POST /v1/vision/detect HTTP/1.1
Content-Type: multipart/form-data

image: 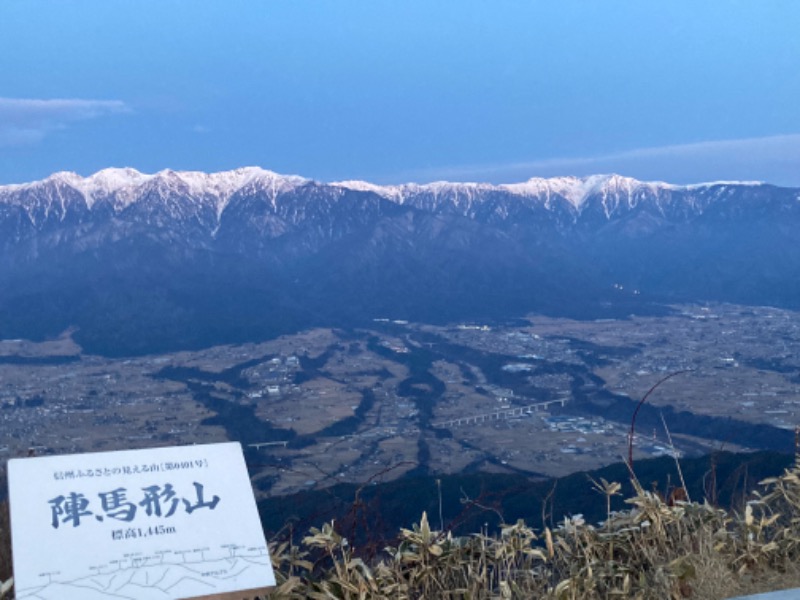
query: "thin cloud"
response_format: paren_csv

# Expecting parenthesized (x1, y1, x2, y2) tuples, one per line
(0, 97, 131, 147)
(409, 134, 800, 187)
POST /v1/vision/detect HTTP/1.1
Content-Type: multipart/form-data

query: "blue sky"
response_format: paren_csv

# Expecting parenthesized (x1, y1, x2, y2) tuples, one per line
(2, 1, 799, 186)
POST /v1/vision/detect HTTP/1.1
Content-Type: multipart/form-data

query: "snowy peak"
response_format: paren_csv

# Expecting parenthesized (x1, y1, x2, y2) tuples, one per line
(28, 168, 153, 198)
(333, 173, 709, 211)
(9, 166, 309, 197)
(84, 167, 153, 192)
(154, 167, 307, 200)
(0, 167, 310, 217)
(499, 174, 673, 209)
(331, 180, 405, 202)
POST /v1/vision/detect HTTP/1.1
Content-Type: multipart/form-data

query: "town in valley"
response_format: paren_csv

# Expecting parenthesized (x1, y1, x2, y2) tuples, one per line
(2, 303, 799, 499)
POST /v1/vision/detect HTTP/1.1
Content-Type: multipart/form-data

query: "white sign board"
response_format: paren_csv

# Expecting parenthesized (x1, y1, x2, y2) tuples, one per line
(9, 442, 275, 599)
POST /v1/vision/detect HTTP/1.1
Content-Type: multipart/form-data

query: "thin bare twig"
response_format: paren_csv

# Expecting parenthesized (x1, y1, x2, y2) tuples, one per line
(627, 369, 692, 477)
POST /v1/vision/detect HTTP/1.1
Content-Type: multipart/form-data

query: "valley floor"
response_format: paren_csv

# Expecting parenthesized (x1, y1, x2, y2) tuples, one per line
(1, 302, 798, 499)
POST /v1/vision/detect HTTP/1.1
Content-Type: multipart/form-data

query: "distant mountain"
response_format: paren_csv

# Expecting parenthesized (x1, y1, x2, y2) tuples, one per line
(1, 168, 798, 355)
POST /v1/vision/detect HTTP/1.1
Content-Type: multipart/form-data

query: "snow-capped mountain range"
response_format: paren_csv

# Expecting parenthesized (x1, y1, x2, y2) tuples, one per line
(0, 167, 777, 227)
(1, 167, 798, 355)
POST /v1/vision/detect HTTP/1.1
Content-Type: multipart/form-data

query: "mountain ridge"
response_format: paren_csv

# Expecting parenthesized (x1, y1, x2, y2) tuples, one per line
(1, 167, 798, 355)
(0, 167, 780, 227)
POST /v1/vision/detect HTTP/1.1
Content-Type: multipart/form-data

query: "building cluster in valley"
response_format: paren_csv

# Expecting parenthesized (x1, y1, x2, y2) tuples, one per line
(1, 303, 799, 496)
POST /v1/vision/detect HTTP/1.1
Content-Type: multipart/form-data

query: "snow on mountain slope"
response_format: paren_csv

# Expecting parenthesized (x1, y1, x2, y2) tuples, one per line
(0, 167, 310, 224)
(333, 173, 766, 213)
(0, 167, 774, 229)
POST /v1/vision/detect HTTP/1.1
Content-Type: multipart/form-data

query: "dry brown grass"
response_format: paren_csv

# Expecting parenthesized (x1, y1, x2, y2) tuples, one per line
(263, 460, 800, 599)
